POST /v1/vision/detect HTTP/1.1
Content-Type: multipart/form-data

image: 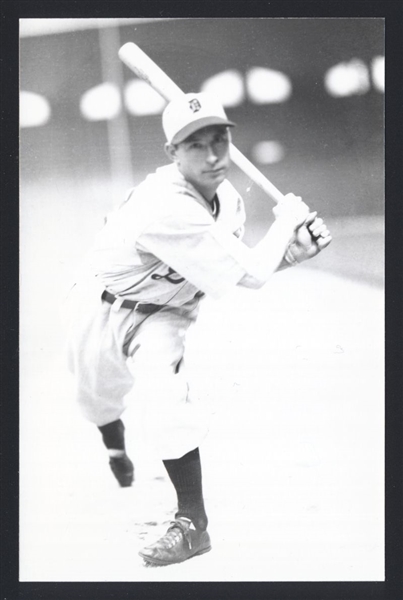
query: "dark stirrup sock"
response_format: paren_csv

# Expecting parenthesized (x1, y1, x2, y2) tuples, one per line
(163, 447, 208, 531)
(98, 419, 126, 451)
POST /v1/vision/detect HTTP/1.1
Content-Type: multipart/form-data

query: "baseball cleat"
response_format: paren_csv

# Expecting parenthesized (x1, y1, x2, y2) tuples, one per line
(139, 517, 211, 566)
(109, 453, 134, 487)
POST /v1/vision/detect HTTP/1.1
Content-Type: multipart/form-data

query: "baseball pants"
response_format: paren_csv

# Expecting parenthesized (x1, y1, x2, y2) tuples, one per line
(62, 278, 209, 459)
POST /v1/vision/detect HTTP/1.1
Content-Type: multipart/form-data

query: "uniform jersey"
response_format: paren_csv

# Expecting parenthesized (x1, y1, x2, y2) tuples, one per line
(81, 163, 251, 307)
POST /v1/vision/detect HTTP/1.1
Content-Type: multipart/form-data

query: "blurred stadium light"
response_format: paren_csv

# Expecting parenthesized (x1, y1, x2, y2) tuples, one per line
(371, 56, 385, 92)
(80, 83, 121, 121)
(124, 79, 167, 115)
(251, 140, 285, 165)
(20, 91, 51, 127)
(324, 59, 371, 97)
(201, 70, 245, 107)
(246, 67, 292, 103)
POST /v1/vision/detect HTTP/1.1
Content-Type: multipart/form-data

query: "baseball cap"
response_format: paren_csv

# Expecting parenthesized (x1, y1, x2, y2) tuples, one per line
(162, 92, 236, 145)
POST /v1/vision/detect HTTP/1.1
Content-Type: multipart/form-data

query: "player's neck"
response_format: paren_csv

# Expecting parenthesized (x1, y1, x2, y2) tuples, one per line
(202, 190, 218, 203)
(192, 182, 218, 204)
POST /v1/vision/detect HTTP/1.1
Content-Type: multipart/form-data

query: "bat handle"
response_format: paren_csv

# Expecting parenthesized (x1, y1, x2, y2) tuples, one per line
(229, 144, 284, 204)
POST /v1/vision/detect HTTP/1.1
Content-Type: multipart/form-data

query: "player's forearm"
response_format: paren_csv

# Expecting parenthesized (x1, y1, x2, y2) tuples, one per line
(238, 218, 297, 289)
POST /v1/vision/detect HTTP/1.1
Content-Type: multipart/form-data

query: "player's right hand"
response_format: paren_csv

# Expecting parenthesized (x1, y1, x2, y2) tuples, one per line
(272, 193, 310, 229)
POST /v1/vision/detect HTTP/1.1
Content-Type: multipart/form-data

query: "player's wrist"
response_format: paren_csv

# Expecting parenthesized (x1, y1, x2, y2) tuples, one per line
(284, 242, 299, 267)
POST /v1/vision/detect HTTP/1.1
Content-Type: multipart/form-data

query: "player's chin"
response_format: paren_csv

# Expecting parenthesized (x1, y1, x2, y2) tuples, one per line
(204, 167, 227, 182)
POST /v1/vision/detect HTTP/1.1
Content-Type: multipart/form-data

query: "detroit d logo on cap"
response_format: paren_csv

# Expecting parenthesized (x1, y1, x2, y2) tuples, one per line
(189, 98, 202, 113)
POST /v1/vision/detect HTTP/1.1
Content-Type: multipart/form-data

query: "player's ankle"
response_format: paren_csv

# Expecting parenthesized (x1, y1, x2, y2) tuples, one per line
(176, 511, 208, 531)
(108, 448, 126, 458)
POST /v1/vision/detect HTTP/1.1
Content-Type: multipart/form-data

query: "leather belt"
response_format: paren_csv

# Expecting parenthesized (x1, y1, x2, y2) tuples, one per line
(101, 290, 162, 314)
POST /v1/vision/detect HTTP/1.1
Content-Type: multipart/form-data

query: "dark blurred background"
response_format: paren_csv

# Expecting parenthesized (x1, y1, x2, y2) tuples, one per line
(19, 18, 384, 352)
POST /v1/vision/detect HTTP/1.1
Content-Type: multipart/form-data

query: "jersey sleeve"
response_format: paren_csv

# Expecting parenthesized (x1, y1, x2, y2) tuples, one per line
(136, 207, 251, 300)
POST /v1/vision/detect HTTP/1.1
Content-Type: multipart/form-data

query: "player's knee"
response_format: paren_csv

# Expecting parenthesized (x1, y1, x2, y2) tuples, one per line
(133, 369, 189, 405)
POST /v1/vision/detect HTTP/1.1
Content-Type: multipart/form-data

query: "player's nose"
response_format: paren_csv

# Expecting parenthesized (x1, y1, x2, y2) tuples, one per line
(206, 146, 218, 165)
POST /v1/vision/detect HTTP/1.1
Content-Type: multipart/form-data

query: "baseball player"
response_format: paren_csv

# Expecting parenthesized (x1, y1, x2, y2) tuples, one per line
(63, 92, 331, 567)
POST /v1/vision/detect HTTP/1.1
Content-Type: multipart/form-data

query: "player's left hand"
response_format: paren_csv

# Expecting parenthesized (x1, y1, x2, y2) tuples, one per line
(286, 212, 332, 264)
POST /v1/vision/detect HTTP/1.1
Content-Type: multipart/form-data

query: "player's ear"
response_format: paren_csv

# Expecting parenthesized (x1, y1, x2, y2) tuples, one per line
(164, 142, 178, 162)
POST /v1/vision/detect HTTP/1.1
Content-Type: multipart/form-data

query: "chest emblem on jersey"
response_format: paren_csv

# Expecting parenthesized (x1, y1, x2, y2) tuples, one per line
(189, 98, 202, 113)
(151, 267, 186, 284)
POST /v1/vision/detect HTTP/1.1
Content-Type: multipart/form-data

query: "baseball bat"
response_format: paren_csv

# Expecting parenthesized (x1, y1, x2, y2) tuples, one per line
(118, 42, 285, 204)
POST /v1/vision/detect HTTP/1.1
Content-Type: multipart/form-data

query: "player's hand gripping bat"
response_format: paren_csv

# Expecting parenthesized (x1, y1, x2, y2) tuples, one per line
(118, 42, 331, 248)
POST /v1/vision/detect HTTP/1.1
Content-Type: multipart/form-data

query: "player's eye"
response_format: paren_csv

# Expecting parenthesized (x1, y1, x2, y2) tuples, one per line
(214, 134, 228, 144)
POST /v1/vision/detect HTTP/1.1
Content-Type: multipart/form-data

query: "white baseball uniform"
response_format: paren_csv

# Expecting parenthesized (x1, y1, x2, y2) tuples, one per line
(64, 163, 249, 459)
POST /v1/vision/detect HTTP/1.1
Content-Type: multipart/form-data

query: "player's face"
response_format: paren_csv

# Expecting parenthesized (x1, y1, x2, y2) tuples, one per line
(167, 125, 231, 199)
